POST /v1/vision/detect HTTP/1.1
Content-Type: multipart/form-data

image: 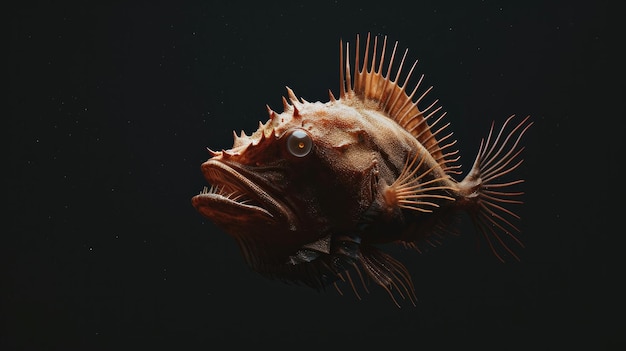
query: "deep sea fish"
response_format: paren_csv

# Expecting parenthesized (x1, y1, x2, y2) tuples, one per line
(192, 33, 531, 306)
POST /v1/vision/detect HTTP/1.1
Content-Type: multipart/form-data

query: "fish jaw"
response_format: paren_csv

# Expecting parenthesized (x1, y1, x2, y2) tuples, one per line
(191, 158, 298, 231)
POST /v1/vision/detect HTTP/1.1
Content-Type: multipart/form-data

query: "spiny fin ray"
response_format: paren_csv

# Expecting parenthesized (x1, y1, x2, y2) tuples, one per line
(383, 148, 455, 213)
(340, 33, 459, 174)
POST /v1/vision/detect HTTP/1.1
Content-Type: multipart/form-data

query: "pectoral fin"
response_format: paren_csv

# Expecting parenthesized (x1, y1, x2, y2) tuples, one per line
(383, 148, 455, 213)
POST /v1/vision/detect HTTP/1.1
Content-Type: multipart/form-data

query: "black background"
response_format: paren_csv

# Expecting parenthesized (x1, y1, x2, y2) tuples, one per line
(6, 1, 623, 349)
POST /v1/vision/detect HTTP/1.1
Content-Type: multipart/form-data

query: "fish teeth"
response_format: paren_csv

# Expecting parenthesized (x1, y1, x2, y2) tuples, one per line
(199, 185, 255, 206)
(199, 185, 220, 195)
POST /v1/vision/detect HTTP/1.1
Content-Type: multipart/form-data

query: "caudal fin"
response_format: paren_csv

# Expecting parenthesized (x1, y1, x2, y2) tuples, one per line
(460, 115, 533, 262)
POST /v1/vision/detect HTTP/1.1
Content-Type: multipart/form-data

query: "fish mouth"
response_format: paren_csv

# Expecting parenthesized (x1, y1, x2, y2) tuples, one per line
(192, 159, 297, 230)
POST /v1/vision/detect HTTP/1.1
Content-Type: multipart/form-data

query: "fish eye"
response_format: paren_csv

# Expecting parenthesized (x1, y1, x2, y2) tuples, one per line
(286, 129, 313, 157)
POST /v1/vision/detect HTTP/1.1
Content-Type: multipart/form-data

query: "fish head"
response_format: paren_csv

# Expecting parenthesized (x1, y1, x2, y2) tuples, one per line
(192, 88, 388, 262)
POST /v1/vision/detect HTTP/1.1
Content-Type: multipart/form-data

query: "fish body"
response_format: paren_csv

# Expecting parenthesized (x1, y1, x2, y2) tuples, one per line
(192, 34, 531, 306)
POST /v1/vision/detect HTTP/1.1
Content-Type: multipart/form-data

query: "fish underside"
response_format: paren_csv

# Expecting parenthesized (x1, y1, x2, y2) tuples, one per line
(192, 33, 532, 307)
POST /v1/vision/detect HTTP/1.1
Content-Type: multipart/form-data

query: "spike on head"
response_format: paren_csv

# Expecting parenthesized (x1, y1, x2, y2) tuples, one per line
(206, 147, 221, 157)
(221, 149, 235, 159)
(286, 86, 298, 102)
(282, 96, 291, 112)
(232, 130, 240, 145)
(231, 130, 249, 148)
(285, 86, 302, 117)
(266, 104, 278, 124)
(259, 126, 275, 141)
(292, 103, 300, 118)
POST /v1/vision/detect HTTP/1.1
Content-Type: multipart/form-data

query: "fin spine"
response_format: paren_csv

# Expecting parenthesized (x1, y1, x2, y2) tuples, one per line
(339, 33, 460, 175)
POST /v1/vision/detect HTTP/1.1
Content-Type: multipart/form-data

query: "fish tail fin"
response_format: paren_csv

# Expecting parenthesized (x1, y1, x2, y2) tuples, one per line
(459, 115, 533, 262)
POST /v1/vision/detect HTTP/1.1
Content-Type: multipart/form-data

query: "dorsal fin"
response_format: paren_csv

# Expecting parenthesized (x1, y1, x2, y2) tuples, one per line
(339, 33, 461, 175)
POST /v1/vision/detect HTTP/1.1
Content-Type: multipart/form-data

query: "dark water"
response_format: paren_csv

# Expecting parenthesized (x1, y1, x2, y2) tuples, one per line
(7, 1, 622, 349)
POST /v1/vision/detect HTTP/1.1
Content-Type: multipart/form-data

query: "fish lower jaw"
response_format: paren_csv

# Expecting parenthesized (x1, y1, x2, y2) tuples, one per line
(192, 192, 274, 222)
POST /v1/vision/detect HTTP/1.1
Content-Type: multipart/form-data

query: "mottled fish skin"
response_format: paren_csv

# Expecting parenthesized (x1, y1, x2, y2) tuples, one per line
(192, 33, 531, 307)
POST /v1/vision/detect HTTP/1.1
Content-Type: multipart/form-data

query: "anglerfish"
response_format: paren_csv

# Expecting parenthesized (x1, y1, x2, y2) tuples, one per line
(192, 33, 532, 306)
